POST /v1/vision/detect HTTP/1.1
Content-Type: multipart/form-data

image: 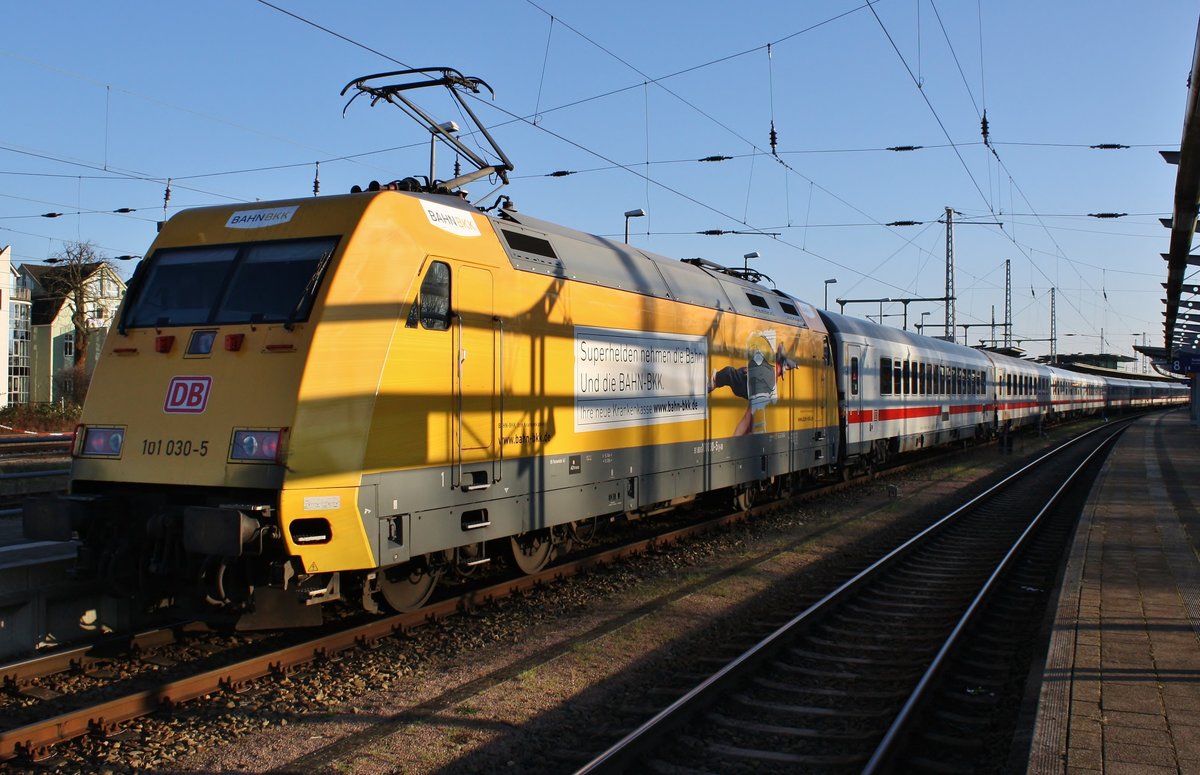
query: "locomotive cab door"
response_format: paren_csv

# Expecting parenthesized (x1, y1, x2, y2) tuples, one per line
(454, 264, 498, 488)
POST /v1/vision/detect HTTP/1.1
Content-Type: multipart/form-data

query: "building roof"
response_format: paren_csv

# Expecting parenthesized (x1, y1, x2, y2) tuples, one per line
(21, 261, 109, 326)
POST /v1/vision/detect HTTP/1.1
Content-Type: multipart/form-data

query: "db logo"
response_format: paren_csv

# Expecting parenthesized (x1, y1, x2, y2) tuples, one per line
(164, 376, 212, 414)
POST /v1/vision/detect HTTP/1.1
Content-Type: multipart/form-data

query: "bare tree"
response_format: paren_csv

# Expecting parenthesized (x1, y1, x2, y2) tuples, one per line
(39, 240, 120, 372)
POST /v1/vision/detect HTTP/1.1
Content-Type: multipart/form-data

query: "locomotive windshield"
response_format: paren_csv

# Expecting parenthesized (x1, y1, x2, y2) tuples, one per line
(122, 237, 337, 329)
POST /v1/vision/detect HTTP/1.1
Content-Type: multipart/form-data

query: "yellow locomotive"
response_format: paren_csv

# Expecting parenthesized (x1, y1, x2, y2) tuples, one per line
(26, 186, 839, 627)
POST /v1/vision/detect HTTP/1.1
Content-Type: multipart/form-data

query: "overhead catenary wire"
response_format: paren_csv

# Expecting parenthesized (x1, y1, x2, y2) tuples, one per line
(4, 3, 1159, 349)
(866, 1, 1135, 339)
(235, 0, 1172, 337)
(532, 14, 556, 126)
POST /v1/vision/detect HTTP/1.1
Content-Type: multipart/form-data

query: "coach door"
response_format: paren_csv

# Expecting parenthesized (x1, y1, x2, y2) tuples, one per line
(454, 264, 498, 488)
(845, 342, 866, 453)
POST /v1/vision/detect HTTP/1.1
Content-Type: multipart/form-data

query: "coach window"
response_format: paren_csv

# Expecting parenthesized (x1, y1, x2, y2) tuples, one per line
(902, 360, 911, 395)
(880, 357, 892, 395)
(409, 261, 451, 330)
(850, 357, 860, 395)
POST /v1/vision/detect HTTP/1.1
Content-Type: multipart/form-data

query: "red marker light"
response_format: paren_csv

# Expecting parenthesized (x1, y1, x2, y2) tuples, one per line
(155, 335, 175, 353)
(80, 426, 124, 457)
(230, 429, 284, 462)
(224, 334, 245, 351)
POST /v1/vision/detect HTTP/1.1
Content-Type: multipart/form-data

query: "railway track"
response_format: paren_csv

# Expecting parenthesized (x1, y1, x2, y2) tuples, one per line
(0, 417, 1123, 768)
(0, 434, 72, 459)
(0, 434, 71, 513)
(576, 419, 1127, 774)
(0, 441, 964, 765)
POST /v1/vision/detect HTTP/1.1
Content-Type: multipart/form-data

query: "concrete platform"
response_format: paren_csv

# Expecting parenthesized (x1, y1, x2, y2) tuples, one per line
(1026, 409, 1200, 774)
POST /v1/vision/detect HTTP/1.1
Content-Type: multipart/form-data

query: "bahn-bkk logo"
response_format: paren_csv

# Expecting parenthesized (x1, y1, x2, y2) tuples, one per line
(225, 205, 298, 229)
(164, 376, 212, 414)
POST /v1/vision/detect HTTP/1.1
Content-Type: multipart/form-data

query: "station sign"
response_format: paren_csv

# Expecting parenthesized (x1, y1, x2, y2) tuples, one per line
(1170, 349, 1200, 374)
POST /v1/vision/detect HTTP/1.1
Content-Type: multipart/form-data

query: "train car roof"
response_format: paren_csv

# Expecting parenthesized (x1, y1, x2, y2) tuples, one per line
(817, 308, 994, 364)
(487, 204, 827, 333)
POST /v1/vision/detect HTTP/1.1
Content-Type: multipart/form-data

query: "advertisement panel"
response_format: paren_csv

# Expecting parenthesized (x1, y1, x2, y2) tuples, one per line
(574, 326, 707, 431)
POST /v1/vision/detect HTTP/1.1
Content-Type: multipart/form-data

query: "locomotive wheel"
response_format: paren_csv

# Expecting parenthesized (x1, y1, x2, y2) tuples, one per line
(379, 560, 439, 612)
(571, 516, 600, 545)
(509, 529, 553, 574)
(734, 485, 754, 512)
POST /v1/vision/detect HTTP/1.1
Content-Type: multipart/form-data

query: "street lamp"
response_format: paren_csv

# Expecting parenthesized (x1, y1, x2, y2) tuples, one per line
(824, 278, 837, 309)
(1131, 332, 1147, 373)
(743, 251, 759, 270)
(624, 208, 646, 243)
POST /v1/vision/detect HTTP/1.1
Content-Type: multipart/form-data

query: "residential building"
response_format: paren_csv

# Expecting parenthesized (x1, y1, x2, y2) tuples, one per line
(19, 260, 127, 404)
(9, 255, 32, 406)
(0, 246, 15, 407)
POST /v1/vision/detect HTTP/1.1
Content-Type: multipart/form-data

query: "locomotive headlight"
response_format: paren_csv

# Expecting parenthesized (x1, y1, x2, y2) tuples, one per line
(229, 429, 284, 463)
(78, 426, 125, 458)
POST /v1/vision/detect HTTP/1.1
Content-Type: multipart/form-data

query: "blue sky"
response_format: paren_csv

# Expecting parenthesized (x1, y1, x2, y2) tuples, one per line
(1, 1, 1195, 361)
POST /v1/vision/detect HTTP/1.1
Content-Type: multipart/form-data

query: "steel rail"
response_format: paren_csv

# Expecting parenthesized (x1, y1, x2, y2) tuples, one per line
(0, 436, 72, 445)
(0, 488, 792, 762)
(0, 431, 1053, 762)
(573, 419, 1127, 774)
(860, 422, 1124, 773)
(1, 626, 198, 688)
